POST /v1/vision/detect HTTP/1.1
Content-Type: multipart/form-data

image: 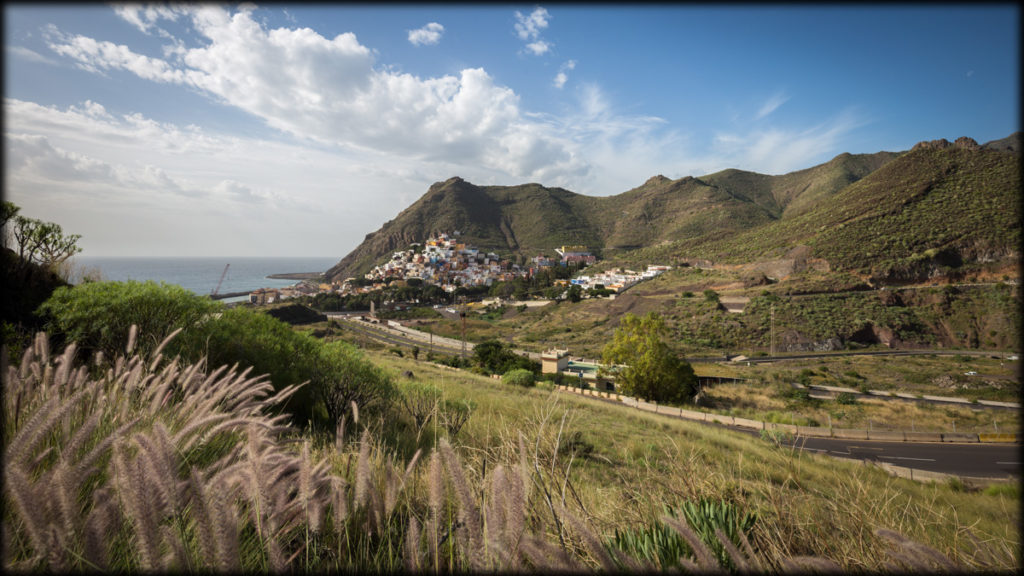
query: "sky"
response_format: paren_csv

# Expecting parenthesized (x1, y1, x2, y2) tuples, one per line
(4, 3, 1019, 258)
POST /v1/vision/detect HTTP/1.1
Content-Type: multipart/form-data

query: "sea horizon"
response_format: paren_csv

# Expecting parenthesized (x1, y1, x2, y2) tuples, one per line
(71, 255, 341, 298)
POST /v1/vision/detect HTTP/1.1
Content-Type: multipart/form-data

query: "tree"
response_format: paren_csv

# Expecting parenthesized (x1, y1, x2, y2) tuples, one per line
(567, 284, 583, 303)
(473, 338, 537, 375)
(1, 201, 20, 247)
(12, 214, 82, 270)
(601, 312, 697, 404)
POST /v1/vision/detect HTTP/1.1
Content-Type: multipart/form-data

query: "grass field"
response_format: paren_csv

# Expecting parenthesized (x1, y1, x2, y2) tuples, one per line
(363, 350, 1020, 570)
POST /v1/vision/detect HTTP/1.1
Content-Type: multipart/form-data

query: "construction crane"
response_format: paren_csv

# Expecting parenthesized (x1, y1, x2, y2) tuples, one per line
(212, 263, 230, 296)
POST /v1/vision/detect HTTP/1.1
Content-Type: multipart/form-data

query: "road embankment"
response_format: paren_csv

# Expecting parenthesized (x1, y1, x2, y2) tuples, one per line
(554, 385, 1018, 444)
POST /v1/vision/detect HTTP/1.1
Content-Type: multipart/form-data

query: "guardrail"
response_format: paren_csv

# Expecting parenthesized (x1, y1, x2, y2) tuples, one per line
(555, 386, 1017, 443)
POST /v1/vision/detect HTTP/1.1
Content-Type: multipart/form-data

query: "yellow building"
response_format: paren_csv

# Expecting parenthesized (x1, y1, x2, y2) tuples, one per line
(541, 349, 570, 374)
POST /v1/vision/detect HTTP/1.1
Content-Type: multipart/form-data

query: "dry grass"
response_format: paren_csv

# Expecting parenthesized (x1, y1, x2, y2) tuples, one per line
(3, 329, 1018, 572)
(704, 380, 1020, 433)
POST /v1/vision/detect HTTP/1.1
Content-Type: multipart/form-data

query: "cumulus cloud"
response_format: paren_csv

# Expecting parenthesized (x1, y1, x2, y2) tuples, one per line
(44, 6, 584, 181)
(553, 59, 576, 89)
(525, 40, 551, 55)
(514, 7, 549, 41)
(113, 3, 186, 39)
(515, 7, 553, 56)
(408, 22, 444, 46)
(47, 29, 189, 82)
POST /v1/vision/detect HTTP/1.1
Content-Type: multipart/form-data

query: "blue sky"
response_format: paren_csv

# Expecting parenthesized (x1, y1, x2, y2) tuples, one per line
(4, 4, 1019, 257)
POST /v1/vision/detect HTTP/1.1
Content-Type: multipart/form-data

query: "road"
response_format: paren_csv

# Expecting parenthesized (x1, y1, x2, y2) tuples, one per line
(330, 315, 470, 357)
(687, 349, 1015, 364)
(781, 435, 1020, 478)
(578, 394, 1020, 479)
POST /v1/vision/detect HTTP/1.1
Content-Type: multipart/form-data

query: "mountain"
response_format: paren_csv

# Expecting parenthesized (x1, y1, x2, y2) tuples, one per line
(325, 149, 899, 282)
(326, 136, 1018, 284)
(643, 136, 1020, 283)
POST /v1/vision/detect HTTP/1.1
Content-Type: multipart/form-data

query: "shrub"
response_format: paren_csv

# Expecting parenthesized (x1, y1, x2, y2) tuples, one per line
(983, 483, 1019, 499)
(835, 392, 858, 405)
(438, 398, 474, 439)
(396, 380, 442, 440)
(38, 280, 220, 359)
(503, 368, 535, 387)
(312, 341, 395, 427)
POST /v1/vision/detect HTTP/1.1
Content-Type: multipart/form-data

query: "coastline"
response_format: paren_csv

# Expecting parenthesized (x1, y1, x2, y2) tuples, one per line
(266, 272, 323, 280)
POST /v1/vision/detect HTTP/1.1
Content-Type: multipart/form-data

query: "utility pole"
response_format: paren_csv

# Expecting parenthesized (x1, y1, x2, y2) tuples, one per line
(770, 303, 775, 357)
(460, 311, 467, 360)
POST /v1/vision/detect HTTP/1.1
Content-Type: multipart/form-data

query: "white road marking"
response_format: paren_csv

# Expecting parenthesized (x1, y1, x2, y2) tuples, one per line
(996, 461, 1020, 465)
(878, 456, 936, 462)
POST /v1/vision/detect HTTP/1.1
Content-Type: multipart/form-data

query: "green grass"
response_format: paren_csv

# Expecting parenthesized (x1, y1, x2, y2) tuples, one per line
(369, 350, 1020, 569)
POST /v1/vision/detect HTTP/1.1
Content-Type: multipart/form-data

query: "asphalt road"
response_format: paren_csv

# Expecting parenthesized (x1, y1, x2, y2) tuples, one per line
(775, 435, 1020, 478)
(578, 394, 1020, 479)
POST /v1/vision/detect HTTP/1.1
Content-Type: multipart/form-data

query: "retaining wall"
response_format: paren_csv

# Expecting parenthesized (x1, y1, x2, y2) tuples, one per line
(904, 432, 943, 443)
(941, 433, 979, 443)
(978, 433, 1017, 443)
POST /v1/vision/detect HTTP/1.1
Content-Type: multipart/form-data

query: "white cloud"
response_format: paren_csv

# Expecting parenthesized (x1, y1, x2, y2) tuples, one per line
(514, 7, 553, 56)
(706, 108, 866, 175)
(514, 7, 550, 41)
(553, 59, 576, 89)
(525, 40, 551, 55)
(7, 45, 59, 65)
(113, 4, 186, 40)
(44, 6, 582, 181)
(47, 31, 189, 82)
(755, 91, 790, 120)
(408, 22, 444, 46)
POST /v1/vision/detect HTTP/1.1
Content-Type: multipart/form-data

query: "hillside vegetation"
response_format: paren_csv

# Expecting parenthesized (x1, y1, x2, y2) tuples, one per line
(643, 144, 1020, 284)
(324, 146, 913, 281)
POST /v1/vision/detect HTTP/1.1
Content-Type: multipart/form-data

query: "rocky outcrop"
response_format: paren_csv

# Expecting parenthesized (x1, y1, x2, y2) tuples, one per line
(911, 138, 951, 151)
(911, 136, 979, 151)
(953, 136, 980, 150)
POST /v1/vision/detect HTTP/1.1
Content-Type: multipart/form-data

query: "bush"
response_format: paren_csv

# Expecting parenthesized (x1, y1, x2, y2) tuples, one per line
(311, 341, 395, 427)
(503, 368, 535, 387)
(835, 392, 858, 405)
(38, 280, 220, 359)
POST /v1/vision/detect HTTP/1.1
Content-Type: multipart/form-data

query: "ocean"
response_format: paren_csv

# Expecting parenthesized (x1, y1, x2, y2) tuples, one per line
(71, 256, 340, 302)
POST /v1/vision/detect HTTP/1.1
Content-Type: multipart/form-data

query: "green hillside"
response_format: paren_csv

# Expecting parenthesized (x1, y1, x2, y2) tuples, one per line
(325, 148, 906, 282)
(639, 141, 1020, 283)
